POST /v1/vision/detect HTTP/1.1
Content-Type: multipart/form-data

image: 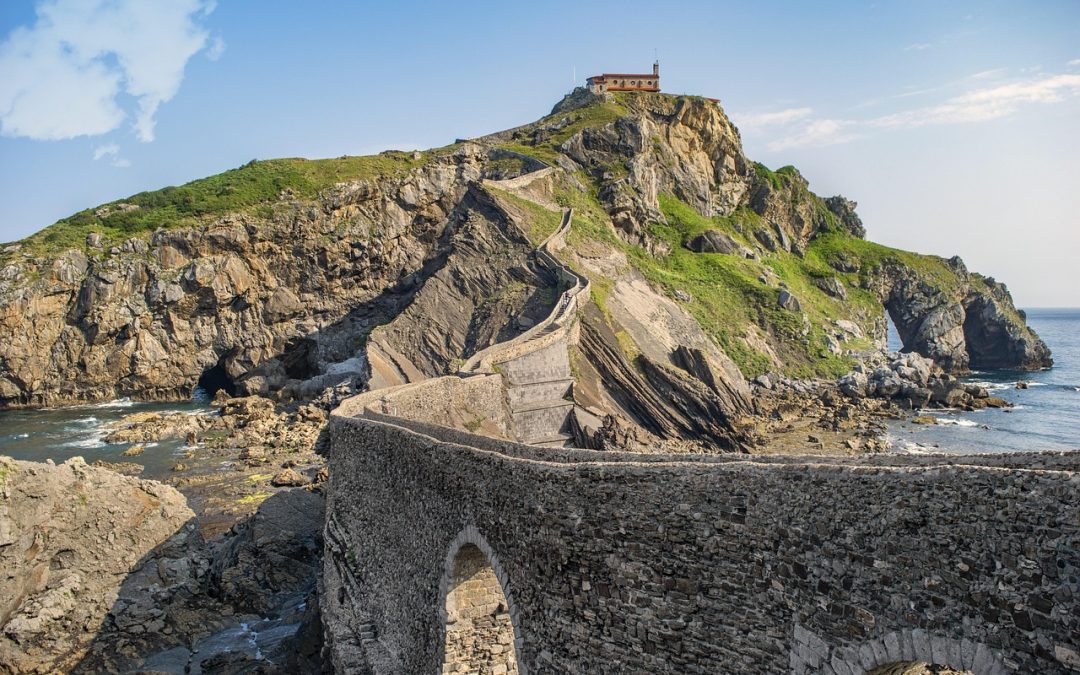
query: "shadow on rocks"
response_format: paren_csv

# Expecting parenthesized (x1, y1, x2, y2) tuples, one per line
(72, 489, 327, 675)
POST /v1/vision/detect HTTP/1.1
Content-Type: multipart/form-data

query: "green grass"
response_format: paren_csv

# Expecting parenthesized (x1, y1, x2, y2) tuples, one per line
(496, 100, 628, 167)
(496, 142, 561, 166)
(545, 101, 628, 147)
(806, 231, 964, 295)
(486, 187, 563, 245)
(627, 194, 889, 378)
(6, 152, 437, 256)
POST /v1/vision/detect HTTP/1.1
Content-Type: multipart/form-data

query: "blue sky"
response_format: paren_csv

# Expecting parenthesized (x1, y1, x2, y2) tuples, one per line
(1, 0, 1078, 305)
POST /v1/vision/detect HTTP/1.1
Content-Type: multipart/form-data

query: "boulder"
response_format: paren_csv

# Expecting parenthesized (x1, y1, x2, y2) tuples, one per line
(0, 456, 195, 673)
(264, 287, 304, 323)
(778, 290, 801, 312)
(271, 468, 310, 487)
(814, 276, 848, 300)
(687, 230, 740, 255)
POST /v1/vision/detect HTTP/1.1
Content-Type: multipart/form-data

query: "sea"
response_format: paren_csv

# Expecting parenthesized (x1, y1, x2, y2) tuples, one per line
(0, 310, 1078, 464)
(886, 308, 1080, 454)
(0, 394, 214, 478)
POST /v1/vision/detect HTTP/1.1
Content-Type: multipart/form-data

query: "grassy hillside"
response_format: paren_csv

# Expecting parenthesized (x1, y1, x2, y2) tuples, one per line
(4, 151, 440, 256)
(2, 91, 972, 381)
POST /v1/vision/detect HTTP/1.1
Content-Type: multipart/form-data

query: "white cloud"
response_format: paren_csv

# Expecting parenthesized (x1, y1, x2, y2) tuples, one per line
(735, 107, 813, 131)
(1068, 59, 1080, 68)
(92, 142, 130, 167)
(766, 119, 860, 151)
(752, 71, 1080, 152)
(870, 73, 1080, 128)
(92, 143, 118, 161)
(206, 35, 226, 61)
(0, 0, 217, 142)
(904, 43, 931, 51)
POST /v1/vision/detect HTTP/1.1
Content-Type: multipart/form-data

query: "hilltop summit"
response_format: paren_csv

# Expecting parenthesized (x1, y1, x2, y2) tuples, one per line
(0, 91, 1050, 415)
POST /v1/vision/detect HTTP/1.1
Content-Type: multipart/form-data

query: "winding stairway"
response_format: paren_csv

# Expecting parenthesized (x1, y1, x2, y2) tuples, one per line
(459, 204, 590, 447)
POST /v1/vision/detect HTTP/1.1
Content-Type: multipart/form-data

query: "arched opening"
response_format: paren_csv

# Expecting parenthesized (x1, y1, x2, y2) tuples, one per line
(868, 663, 973, 675)
(441, 543, 519, 675)
(886, 310, 905, 352)
(195, 357, 237, 400)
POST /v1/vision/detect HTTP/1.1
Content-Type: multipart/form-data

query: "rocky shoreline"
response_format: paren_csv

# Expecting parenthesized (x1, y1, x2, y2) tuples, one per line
(0, 393, 329, 674)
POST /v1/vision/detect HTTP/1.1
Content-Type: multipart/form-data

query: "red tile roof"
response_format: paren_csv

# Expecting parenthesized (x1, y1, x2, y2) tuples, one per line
(588, 74, 657, 80)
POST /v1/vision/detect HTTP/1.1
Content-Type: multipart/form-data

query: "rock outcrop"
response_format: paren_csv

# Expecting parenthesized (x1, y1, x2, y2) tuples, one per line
(0, 147, 492, 407)
(872, 260, 1051, 373)
(0, 89, 1051, 417)
(0, 456, 195, 673)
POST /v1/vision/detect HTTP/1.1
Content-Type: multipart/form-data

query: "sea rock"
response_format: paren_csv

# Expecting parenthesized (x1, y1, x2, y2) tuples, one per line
(104, 411, 209, 444)
(209, 489, 324, 614)
(0, 456, 194, 673)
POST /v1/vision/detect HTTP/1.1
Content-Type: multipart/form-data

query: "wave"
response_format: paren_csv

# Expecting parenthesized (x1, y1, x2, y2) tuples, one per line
(63, 436, 106, 449)
(936, 418, 980, 428)
(88, 398, 137, 409)
(894, 442, 935, 455)
(968, 381, 1012, 391)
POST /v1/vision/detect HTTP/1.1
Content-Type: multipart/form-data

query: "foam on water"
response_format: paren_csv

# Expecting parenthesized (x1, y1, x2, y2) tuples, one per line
(887, 308, 1080, 453)
(936, 418, 980, 427)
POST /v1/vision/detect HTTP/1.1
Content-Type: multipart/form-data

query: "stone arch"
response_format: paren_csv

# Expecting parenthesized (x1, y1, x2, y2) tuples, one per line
(791, 626, 1008, 675)
(437, 526, 524, 675)
(837, 629, 1005, 675)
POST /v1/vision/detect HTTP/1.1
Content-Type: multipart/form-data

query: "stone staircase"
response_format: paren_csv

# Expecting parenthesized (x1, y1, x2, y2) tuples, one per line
(459, 203, 589, 447)
(500, 340, 575, 446)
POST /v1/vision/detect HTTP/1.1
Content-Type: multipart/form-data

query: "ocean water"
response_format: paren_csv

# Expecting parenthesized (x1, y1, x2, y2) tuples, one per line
(887, 308, 1080, 453)
(0, 395, 214, 478)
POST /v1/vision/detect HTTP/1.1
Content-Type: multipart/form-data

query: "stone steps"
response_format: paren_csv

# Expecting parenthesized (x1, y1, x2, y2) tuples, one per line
(506, 378, 573, 411)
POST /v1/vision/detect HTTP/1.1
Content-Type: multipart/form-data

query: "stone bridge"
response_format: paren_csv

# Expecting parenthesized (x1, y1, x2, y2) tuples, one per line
(322, 404, 1080, 674)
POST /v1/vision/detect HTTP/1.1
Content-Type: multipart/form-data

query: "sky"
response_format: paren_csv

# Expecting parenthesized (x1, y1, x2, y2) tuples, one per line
(0, 0, 1078, 307)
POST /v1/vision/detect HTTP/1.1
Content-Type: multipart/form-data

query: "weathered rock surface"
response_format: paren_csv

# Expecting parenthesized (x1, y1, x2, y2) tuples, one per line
(0, 456, 194, 673)
(686, 229, 742, 255)
(0, 147, 493, 407)
(873, 260, 1052, 373)
(364, 186, 556, 389)
(71, 487, 325, 674)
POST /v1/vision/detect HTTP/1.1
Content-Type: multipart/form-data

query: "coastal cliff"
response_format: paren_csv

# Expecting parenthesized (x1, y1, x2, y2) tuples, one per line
(0, 90, 1050, 415)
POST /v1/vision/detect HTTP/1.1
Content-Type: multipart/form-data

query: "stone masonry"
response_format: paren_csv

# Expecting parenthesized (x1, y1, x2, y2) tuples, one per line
(441, 543, 519, 675)
(322, 407, 1080, 674)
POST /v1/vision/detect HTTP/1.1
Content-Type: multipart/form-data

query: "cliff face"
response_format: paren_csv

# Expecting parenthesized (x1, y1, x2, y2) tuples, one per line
(0, 147, 541, 406)
(0, 90, 1050, 412)
(537, 90, 1049, 376)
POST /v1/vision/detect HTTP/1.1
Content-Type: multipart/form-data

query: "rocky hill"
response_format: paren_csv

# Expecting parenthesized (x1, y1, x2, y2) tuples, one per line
(0, 90, 1051, 427)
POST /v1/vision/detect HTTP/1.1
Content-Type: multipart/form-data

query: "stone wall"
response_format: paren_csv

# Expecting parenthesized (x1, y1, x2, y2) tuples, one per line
(322, 414, 1080, 674)
(336, 373, 513, 439)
